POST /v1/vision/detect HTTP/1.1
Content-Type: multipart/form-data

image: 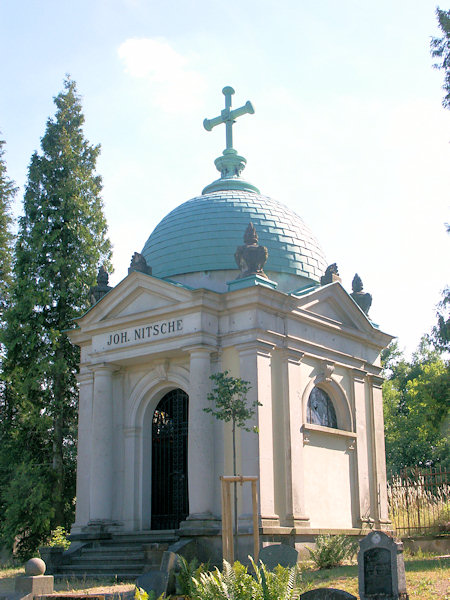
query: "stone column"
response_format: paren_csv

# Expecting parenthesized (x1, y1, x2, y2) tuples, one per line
(239, 342, 278, 526)
(186, 346, 215, 520)
(352, 369, 372, 525)
(369, 375, 391, 526)
(282, 348, 310, 527)
(71, 371, 93, 532)
(89, 363, 116, 523)
(122, 426, 141, 530)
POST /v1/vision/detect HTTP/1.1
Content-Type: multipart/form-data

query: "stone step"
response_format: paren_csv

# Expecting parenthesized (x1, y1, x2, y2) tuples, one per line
(79, 550, 146, 559)
(58, 564, 145, 574)
(110, 532, 178, 543)
(54, 573, 138, 582)
(65, 555, 146, 565)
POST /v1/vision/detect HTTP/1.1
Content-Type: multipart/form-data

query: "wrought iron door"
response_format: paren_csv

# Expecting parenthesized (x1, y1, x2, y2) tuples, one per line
(151, 389, 189, 529)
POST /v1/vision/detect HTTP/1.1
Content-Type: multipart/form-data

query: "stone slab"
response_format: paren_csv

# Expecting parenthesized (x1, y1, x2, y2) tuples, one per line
(136, 570, 169, 598)
(15, 576, 54, 596)
(300, 589, 356, 599)
(258, 543, 298, 569)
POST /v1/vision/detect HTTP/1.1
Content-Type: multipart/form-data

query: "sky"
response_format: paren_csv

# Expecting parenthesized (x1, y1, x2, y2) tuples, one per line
(1, 0, 449, 357)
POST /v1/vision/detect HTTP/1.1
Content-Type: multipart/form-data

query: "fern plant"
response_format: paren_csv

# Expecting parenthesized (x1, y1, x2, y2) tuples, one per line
(176, 555, 209, 597)
(249, 557, 299, 600)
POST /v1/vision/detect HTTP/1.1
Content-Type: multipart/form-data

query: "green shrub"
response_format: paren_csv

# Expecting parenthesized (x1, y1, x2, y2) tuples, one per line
(307, 535, 357, 570)
(47, 526, 71, 550)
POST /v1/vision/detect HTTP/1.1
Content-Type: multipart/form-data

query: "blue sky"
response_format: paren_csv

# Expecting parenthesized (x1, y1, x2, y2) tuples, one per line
(1, 0, 449, 356)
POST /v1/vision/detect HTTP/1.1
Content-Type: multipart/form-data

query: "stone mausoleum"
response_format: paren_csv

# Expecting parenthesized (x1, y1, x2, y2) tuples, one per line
(69, 87, 393, 559)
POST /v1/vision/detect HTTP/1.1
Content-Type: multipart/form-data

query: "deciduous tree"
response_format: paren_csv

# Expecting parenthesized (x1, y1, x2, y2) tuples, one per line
(382, 339, 450, 474)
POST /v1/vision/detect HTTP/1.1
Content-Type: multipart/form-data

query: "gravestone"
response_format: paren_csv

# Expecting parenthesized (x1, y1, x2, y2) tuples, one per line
(358, 531, 408, 600)
(136, 570, 169, 598)
(300, 589, 356, 599)
(258, 543, 298, 570)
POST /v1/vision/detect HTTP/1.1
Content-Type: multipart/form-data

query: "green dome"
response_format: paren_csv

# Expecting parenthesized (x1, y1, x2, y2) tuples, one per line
(141, 188, 327, 284)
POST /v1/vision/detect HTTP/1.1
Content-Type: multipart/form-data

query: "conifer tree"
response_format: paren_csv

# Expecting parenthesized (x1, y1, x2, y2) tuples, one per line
(1, 78, 112, 556)
(0, 137, 18, 548)
(0, 136, 17, 326)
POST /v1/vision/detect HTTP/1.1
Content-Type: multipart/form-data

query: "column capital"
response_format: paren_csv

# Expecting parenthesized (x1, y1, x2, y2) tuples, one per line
(367, 374, 384, 388)
(352, 368, 368, 382)
(280, 347, 304, 364)
(237, 339, 275, 358)
(183, 344, 217, 357)
(89, 362, 120, 374)
(77, 371, 94, 384)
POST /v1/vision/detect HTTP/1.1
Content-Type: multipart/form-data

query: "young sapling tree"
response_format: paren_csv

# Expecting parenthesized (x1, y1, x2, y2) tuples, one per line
(203, 370, 259, 559)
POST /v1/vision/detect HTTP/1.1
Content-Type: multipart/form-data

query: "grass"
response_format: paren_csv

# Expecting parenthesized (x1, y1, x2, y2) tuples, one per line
(297, 556, 449, 599)
(1, 556, 448, 599)
(387, 473, 450, 536)
(0, 568, 135, 596)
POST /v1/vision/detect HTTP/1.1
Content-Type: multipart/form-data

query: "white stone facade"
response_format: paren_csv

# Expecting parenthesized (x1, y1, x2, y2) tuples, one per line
(69, 271, 392, 546)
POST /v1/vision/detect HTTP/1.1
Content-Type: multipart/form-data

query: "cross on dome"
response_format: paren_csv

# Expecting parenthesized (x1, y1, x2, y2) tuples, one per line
(202, 86, 259, 194)
(203, 86, 254, 152)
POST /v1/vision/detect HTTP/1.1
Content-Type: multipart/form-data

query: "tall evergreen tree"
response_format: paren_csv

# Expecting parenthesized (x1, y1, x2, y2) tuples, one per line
(0, 136, 18, 549)
(431, 8, 450, 109)
(0, 136, 17, 326)
(1, 78, 112, 556)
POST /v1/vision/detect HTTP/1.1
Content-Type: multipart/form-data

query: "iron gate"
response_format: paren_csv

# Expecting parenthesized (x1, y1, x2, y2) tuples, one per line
(151, 389, 189, 529)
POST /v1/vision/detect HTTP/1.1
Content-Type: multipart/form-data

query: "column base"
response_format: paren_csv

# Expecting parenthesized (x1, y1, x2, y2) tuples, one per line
(179, 513, 221, 535)
(285, 514, 310, 528)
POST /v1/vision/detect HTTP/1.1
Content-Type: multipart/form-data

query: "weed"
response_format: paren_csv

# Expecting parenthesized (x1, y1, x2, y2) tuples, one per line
(307, 535, 358, 570)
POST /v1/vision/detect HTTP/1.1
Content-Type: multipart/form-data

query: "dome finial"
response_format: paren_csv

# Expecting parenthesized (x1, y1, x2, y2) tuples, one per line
(202, 86, 259, 194)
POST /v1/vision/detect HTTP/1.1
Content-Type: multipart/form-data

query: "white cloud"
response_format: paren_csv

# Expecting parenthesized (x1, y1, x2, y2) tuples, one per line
(118, 38, 207, 113)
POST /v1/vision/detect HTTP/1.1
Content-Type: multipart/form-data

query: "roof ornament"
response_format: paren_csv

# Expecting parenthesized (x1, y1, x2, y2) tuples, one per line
(90, 265, 112, 305)
(128, 252, 152, 275)
(234, 222, 268, 279)
(202, 86, 259, 194)
(320, 263, 341, 285)
(350, 273, 372, 315)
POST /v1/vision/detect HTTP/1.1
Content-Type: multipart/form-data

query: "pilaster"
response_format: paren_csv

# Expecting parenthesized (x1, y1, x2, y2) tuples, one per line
(368, 374, 391, 527)
(238, 341, 279, 527)
(71, 371, 93, 532)
(281, 348, 310, 527)
(352, 368, 372, 526)
(89, 363, 117, 523)
(185, 346, 216, 521)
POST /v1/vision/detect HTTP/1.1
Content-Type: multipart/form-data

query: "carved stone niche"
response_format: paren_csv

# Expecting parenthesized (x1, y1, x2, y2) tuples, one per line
(234, 222, 268, 279)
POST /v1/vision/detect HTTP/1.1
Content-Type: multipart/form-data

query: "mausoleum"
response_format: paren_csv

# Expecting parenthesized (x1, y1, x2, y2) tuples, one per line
(68, 87, 393, 561)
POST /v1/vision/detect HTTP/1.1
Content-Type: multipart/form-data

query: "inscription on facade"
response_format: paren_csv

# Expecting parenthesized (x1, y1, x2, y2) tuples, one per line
(106, 319, 183, 347)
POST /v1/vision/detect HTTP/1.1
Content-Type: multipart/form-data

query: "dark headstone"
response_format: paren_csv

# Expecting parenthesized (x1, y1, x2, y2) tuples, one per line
(300, 589, 356, 600)
(258, 543, 298, 570)
(358, 531, 408, 600)
(136, 570, 169, 598)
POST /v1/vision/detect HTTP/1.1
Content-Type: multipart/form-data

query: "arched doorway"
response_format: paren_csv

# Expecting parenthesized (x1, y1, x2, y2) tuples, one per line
(151, 389, 189, 529)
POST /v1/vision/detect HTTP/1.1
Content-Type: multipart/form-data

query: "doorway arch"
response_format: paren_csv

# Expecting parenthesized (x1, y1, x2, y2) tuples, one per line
(151, 388, 189, 529)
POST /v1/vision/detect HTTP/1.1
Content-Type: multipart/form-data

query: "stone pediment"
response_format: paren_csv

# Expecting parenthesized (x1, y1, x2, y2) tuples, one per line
(292, 282, 382, 337)
(77, 271, 194, 326)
